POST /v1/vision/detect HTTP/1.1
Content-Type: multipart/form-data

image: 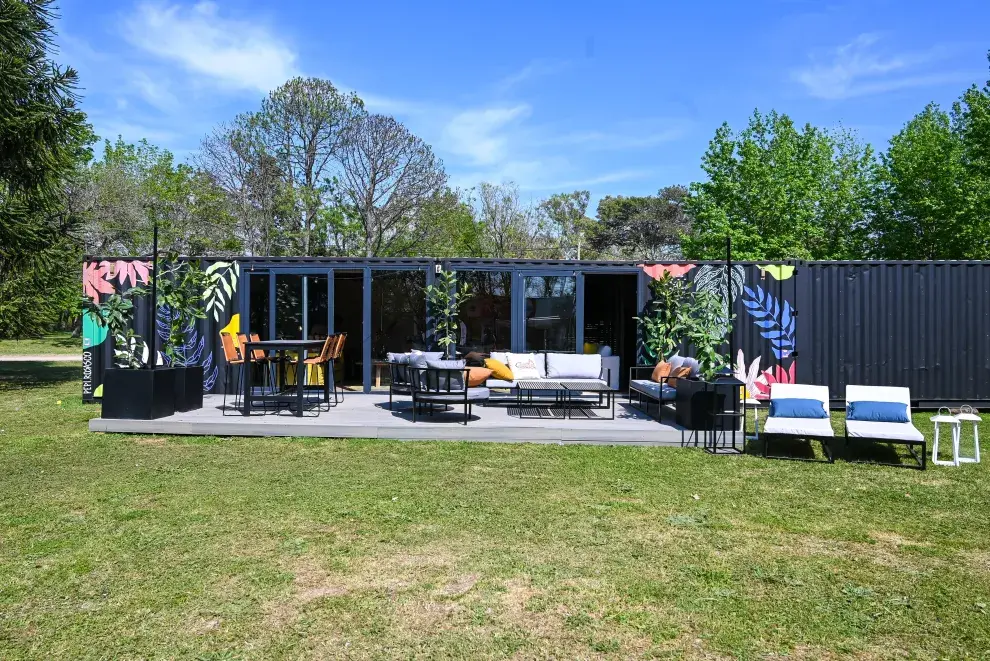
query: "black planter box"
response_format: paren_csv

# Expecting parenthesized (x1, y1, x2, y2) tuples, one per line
(173, 365, 204, 412)
(102, 368, 176, 420)
(675, 379, 725, 430)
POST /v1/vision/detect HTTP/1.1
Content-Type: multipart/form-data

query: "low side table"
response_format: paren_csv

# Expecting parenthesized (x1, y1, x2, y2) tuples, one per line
(516, 380, 567, 419)
(560, 381, 615, 420)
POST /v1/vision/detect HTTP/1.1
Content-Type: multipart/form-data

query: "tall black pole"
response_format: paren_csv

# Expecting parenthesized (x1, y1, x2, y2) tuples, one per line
(148, 219, 158, 370)
(726, 235, 733, 363)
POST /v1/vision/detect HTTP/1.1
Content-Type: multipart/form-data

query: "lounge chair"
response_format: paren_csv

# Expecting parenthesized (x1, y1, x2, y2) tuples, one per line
(761, 383, 834, 462)
(843, 385, 925, 470)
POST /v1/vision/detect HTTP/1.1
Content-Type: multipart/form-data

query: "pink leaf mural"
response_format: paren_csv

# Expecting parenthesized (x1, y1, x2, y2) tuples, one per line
(751, 362, 796, 400)
(83, 262, 115, 301)
(639, 263, 696, 280)
(102, 260, 152, 288)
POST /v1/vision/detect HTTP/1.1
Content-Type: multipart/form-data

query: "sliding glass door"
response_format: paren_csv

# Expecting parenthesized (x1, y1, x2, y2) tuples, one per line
(242, 269, 334, 341)
(511, 272, 581, 353)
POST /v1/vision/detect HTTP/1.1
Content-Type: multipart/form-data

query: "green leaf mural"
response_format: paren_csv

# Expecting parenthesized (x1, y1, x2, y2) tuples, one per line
(202, 261, 240, 322)
(82, 310, 108, 349)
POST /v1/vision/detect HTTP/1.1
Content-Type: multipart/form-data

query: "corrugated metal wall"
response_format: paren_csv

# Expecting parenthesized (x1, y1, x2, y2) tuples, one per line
(82, 257, 990, 405)
(800, 262, 990, 405)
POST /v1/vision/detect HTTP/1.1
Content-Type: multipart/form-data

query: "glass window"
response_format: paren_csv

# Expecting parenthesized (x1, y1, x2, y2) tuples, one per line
(274, 274, 304, 339)
(248, 273, 270, 340)
(457, 271, 512, 353)
(524, 275, 576, 352)
(372, 270, 426, 358)
(307, 275, 329, 340)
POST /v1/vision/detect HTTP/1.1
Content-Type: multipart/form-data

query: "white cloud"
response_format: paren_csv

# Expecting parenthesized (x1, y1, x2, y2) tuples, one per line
(493, 60, 569, 94)
(440, 105, 532, 166)
(792, 34, 961, 100)
(123, 1, 298, 93)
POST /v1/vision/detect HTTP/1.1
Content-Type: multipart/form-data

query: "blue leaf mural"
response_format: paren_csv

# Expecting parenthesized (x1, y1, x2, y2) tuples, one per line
(742, 285, 796, 360)
(156, 305, 220, 392)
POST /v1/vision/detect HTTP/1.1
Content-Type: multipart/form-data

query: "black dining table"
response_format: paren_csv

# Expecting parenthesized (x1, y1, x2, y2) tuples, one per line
(241, 339, 325, 416)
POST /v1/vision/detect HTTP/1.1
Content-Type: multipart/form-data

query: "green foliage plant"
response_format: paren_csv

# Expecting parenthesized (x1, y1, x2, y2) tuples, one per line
(155, 255, 209, 367)
(425, 270, 471, 358)
(635, 272, 734, 379)
(81, 289, 147, 369)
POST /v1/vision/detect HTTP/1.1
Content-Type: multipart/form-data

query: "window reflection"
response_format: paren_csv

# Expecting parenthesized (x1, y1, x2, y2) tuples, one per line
(524, 275, 576, 352)
(457, 271, 511, 353)
(372, 270, 426, 358)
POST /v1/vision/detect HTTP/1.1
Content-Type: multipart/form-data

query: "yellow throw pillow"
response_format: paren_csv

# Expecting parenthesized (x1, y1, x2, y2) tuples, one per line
(467, 367, 493, 387)
(484, 358, 513, 381)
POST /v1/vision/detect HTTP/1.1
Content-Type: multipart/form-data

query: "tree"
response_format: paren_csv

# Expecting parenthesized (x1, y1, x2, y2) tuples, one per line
(870, 105, 970, 259)
(951, 53, 990, 258)
(590, 186, 692, 260)
(475, 181, 537, 259)
(682, 110, 875, 260)
(0, 0, 91, 338)
(336, 114, 448, 257)
(868, 52, 990, 260)
(199, 118, 295, 255)
(255, 77, 365, 255)
(79, 138, 240, 256)
(535, 190, 594, 258)
(0, 0, 89, 274)
(415, 188, 483, 258)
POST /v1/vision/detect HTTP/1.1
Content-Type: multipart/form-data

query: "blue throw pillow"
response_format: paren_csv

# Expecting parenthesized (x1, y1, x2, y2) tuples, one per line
(847, 400, 910, 423)
(769, 398, 828, 419)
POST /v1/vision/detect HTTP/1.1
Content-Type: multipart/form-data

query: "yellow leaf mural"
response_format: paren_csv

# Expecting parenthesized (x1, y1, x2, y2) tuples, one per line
(758, 264, 795, 280)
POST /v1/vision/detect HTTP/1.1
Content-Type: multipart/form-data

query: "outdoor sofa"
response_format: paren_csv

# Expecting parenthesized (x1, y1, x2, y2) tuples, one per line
(386, 351, 490, 423)
(627, 355, 701, 421)
(484, 351, 611, 397)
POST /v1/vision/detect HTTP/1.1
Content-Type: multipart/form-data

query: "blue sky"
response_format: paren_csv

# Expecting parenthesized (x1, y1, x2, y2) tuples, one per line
(56, 0, 990, 210)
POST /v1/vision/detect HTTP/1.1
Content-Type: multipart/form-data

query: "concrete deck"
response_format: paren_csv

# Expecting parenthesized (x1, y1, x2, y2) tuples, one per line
(89, 393, 690, 445)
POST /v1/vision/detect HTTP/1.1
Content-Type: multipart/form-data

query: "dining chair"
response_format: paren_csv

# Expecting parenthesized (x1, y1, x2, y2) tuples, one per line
(238, 333, 277, 406)
(220, 332, 244, 416)
(287, 335, 337, 410)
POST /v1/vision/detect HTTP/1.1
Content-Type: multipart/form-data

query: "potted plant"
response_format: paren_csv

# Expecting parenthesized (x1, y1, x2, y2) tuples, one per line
(155, 256, 210, 411)
(674, 287, 734, 430)
(82, 290, 176, 420)
(425, 269, 471, 358)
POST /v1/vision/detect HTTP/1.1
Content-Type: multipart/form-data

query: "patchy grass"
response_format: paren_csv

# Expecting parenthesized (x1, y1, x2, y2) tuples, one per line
(1, 362, 988, 659)
(0, 332, 79, 356)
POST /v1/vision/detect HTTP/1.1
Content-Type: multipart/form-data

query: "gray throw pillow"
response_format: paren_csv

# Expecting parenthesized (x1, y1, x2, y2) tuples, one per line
(409, 351, 444, 369)
(424, 359, 467, 391)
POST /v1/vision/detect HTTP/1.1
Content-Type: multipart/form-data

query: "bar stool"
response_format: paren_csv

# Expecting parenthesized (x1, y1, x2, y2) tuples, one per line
(931, 407, 962, 467)
(955, 406, 981, 464)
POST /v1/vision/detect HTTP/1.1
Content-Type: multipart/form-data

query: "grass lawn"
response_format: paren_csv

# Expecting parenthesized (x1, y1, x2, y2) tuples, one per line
(0, 332, 79, 356)
(1, 362, 988, 659)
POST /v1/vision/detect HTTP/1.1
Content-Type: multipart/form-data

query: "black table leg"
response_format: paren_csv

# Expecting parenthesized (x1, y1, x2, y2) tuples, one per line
(296, 345, 305, 417)
(242, 348, 253, 415)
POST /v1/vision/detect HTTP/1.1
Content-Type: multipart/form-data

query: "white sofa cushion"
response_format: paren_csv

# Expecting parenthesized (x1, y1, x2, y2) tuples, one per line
(764, 417, 834, 437)
(485, 378, 517, 389)
(846, 420, 924, 442)
(546, 353, 602, 379)
(506, 353, 543, 379)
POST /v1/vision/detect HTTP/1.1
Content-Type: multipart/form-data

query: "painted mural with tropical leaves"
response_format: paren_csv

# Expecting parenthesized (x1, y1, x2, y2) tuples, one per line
(638, 262, 798, 397)
(156, 305, 219, 392)
(203, 261, 240, 322)
(82, 259, 153, 400)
